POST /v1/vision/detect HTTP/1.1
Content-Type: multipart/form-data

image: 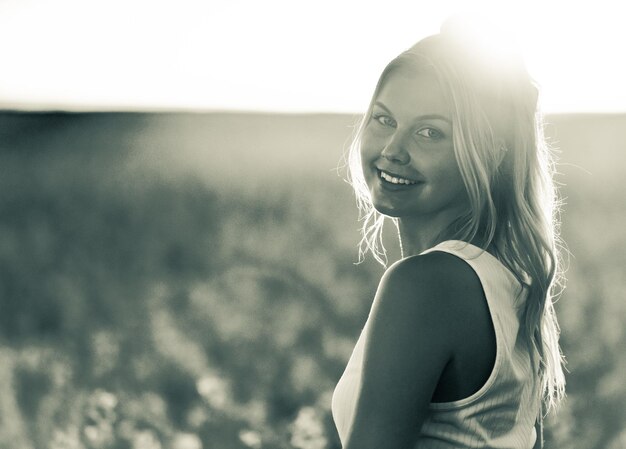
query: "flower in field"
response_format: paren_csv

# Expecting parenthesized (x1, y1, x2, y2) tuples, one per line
(85, 389, 118, 425)
(50, 427, 83, 449)
(185, 405, 207, 429)
(289, 406, 327, 449)
(239, 429, 262, 449)
(83, 422, 114, 448)
(96, 390, 118, 410)
(82, 389, 118, 448)
(196, 373, 230, 410)
(132, 429, 162, 449)
(171, 432, 203, 449)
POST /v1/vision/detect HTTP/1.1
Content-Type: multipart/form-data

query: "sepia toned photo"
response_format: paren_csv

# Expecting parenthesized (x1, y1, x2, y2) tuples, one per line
(0, 1, 624, 448)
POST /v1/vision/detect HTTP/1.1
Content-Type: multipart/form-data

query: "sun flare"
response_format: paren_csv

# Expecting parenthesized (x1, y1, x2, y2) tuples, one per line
(0, 0, 623, 112)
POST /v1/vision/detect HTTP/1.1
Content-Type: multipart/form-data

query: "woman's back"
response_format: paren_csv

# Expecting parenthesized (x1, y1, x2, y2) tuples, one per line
(332, 240, 540, 448)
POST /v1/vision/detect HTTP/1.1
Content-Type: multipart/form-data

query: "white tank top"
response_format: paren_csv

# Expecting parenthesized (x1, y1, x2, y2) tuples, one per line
(331, 240, 541, 449)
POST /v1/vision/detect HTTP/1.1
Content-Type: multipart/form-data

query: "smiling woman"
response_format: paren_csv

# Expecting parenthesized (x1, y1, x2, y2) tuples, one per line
(332, 15, 566, 449)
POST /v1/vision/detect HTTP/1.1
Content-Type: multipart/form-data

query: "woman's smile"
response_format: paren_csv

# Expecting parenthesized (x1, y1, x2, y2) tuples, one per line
(378, 169, 421, 185)
(376, 169, 424, 192)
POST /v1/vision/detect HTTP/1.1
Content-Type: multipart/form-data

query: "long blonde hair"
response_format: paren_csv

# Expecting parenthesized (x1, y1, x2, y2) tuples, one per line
(344, 19, 566, 413)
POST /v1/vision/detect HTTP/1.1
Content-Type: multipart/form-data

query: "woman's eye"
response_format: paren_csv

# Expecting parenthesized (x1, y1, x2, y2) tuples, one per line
(417, 128, 443, 139)
(373, 114, 396, 128)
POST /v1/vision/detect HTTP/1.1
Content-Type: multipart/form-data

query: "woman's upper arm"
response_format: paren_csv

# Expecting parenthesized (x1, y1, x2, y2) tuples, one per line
(344, 252, 469, 449)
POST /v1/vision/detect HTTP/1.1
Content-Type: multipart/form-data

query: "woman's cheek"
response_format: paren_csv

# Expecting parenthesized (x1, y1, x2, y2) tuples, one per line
(360, 133, 379, 162)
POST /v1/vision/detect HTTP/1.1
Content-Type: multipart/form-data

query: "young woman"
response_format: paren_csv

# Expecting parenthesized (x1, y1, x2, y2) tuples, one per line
(331, 17, 566, 449)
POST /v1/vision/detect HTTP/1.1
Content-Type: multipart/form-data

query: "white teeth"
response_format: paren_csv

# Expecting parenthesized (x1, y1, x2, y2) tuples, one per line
(380, 170, 417, 185)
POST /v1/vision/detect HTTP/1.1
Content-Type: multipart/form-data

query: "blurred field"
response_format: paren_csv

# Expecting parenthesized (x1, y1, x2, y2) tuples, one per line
(0, 110, 624, 449)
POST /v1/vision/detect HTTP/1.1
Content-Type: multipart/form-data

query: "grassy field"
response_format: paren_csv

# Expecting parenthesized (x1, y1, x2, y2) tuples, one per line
(0, 111, 624, 449)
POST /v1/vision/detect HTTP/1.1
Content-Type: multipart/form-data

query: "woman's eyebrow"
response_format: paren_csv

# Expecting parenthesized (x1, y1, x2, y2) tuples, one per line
(373, 101, 452, 124)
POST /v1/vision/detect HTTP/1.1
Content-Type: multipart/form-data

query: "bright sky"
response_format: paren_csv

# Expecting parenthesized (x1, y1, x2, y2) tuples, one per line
(0, 0, 624, 113)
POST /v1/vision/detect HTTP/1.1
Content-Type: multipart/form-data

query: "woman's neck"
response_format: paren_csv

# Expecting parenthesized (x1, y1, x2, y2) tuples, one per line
(397, 214, 496, 259)
(397, 215, 454, 257)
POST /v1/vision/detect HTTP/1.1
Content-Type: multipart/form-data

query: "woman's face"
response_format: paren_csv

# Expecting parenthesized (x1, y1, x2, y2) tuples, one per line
(360, 64, 468, 221)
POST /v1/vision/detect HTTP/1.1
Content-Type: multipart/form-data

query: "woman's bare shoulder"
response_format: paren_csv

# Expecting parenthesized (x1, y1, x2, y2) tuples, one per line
(366, 250, 487, 363)
(381, 250, 484, 309)
(373, 250, 489, 347)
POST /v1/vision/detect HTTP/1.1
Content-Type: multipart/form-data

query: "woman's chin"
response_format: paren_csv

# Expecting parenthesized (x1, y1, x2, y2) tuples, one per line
(371, 201, 405, 218)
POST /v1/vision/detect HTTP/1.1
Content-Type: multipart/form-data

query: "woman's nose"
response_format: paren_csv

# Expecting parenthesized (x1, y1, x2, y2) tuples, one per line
(380, 132, 410, 164)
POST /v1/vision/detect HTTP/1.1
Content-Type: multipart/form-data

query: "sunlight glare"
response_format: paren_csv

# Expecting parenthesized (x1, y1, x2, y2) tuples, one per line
(0, 0, 623, 112)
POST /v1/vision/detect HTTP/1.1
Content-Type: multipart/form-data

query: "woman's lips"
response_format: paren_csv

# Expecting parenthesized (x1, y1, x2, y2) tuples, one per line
(377, 169, 422, 184)
(376, 169, 423, 190)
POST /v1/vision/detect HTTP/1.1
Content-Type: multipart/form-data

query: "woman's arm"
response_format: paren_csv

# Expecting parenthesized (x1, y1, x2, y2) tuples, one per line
(343, 251, 482, 449)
